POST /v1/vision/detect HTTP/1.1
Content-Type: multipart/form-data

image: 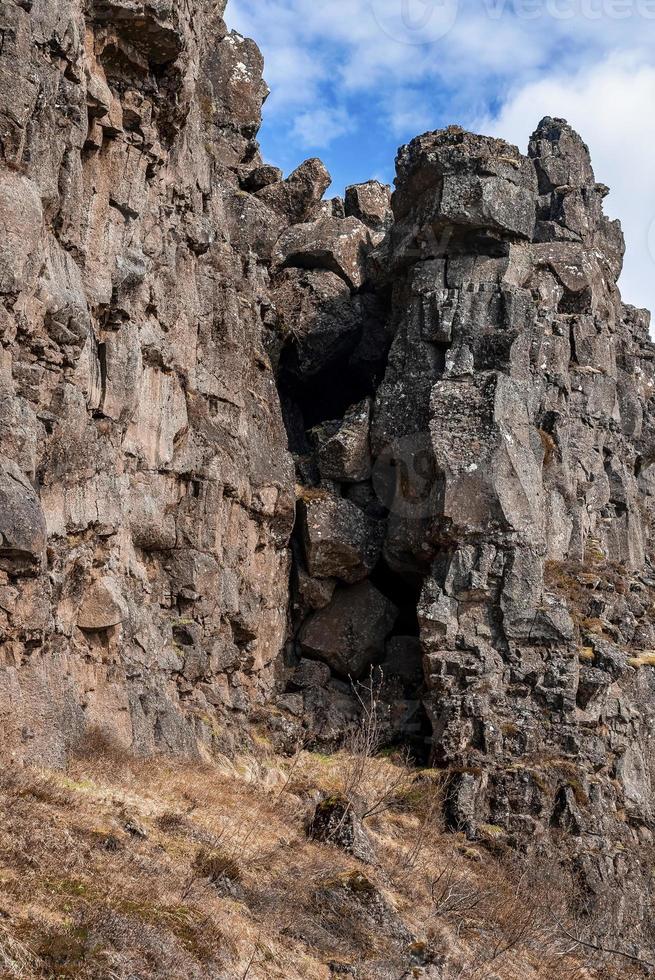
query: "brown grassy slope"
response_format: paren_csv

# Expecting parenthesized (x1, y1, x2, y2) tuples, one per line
(0, 734, 641, 980)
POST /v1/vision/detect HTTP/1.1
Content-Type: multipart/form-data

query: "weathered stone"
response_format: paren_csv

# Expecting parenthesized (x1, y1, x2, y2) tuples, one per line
(88, 0, 187, 64)
(299, 492, 384, 584)
(291, 658, 332, 690)
(576, 665, 611, 710)
(300, 582, 398, 678)
(345, 181, 393, 232)
(273, 215, 374, 290)
(392, 128, 538, 266)
(240, 165, 283, 192)
(256, 158, 331, 225)
(0, 0, 294, 764)
(361, 116, 655, 946)
(313, 399, 372, 483)
(307, 795, 376, 863)
(205, 30, 268, 138)
(0, 173, 43, 294)
(272, 268, 362, 377)
(77, 577, 128, 631)
(296, 563, 337, 611)
(0, 455, 47, 569)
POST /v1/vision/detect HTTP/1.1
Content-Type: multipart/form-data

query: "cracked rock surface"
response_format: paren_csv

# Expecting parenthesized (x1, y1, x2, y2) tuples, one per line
(0, 0, 301, 763)
(2, 0, 655, 954)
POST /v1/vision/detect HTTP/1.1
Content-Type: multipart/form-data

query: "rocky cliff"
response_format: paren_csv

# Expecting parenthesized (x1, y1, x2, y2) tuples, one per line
(0, 0, 303, 763)
(1, 0, 655, 959)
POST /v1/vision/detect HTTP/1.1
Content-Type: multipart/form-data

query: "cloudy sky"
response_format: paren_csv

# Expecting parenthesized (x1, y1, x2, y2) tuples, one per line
(225, 0, 655, 315)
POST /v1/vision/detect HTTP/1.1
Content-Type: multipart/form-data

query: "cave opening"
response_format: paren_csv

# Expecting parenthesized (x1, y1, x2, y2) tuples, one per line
(273, 279, 434, 765)
(277, 344, 388, 455)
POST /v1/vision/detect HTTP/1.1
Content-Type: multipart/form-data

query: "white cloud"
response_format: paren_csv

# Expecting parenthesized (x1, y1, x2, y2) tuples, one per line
(227, 0, 655, 102)
(387, 90, 435, 137)
(225, 0, 655, 314)
(475, 54, 655, 314)
(291, 106, 356, 147)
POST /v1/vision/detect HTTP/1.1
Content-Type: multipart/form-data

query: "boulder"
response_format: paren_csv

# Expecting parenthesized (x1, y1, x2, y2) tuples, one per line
(299, 492, 384, 584)
(313, 399, 372, 483)
(291, 658, 332, 690)
(256, 158, 331, 225)
(392, 127, 538, 261)
(222, 190, 285, 260)
(529, 117, 607, 243)
(296, 563, 337, 611)
(205, 31, 268, 137)
(345, 181, 393, 232)
(577, 665, 612, 710)
(240, 164, 283, 192)
(77, 577, 128, 631)
(272, 268, 361, 376)
(529, 116, 595, 194)
(299, 581, 398, 677)
(272, 215, 373, 290)
(307, 795, 376, 863)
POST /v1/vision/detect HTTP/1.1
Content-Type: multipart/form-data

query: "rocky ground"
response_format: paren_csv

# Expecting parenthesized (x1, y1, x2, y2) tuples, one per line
(1, 0, 655, 972)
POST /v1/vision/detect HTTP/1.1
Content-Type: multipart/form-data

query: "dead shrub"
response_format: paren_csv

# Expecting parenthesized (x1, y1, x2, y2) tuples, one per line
(335, 673, 416, 822)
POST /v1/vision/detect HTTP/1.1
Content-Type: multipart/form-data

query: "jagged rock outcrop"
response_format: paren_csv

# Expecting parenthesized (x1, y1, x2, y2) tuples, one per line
(3, 0, 655, 956)
(279, 121, 655, 952)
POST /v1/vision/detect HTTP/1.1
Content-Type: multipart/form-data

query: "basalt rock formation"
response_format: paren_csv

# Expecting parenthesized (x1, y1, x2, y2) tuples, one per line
(2, 0, 655, 958)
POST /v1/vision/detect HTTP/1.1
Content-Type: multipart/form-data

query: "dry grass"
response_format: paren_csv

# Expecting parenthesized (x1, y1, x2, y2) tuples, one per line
(627, 653, 655, 668)
(545, 553, 635, 646)
(0, 733, 643, 979)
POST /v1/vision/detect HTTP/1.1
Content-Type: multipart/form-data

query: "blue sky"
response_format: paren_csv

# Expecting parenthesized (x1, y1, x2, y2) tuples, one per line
(226, 0, 655, 315)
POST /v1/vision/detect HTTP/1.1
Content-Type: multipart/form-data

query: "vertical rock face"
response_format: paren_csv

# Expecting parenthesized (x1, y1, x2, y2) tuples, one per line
(281, 122, 655, 947)
(0, 0, 309, 763)
(383, 124, 655, 841)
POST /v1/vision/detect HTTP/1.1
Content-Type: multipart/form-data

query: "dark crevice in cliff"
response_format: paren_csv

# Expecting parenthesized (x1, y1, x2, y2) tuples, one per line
(272, 264, 435, 760)
(275, 298, 392, 453)
(277, 351, 375, 453)
(370, 558, 433, 764)
(369, 559, 422, 636)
